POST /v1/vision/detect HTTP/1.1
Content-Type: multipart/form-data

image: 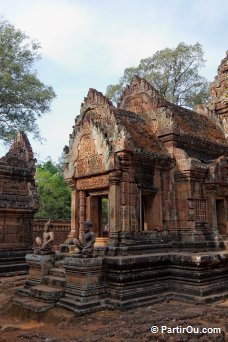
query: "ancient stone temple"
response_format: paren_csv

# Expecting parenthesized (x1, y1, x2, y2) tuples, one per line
(64, 69, 227, 250)
(210, 51, 228, 138)
(14, 54, 228, 313)
(0, 132, 38, 275)
(62, 53, 227, 307)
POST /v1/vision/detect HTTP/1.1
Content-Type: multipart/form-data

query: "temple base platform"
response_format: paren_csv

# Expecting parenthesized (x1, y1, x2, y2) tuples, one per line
(12, 246, 228, 314)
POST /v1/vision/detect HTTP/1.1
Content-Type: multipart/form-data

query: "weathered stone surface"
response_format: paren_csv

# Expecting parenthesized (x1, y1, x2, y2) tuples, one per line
(58, 256, 106, 314)
(13, 254, 66, 313)
(14, 249, 228, 314)
(104, 250, 228, 309)
(0, 132, 38, 275)
(210, 51, 228, 138)
(25, 254, 56, 286)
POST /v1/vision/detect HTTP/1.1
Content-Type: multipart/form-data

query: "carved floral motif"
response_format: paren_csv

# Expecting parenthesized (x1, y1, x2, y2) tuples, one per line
(77, 175, 109, 190)
(74, 135, 104, 177)
(124, 95, 153, 113)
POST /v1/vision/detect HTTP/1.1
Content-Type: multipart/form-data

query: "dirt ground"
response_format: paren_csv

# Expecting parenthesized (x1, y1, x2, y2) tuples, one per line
(0, 278, 227, 342)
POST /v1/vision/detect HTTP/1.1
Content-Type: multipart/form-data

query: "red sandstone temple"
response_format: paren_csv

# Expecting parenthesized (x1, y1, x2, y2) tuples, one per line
(0, 132, 38, 275)
(9, 52, 228, 312)
(63, 53, 228, 251)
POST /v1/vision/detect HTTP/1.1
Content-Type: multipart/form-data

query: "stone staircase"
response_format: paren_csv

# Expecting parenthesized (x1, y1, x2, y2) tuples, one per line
(13, 264, 66, 312)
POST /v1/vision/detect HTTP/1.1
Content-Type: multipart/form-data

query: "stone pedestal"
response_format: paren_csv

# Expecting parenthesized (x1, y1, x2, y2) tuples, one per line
(25, 253, 56, 287)
(58, 257, 106, 314)
(59, 244, 76, 254)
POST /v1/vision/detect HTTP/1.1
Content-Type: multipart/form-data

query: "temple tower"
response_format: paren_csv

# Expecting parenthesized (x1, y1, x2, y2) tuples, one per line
(0, 132, 38, 275)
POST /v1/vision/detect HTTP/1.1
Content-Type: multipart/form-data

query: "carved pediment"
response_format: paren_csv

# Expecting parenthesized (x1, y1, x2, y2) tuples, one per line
(74, 134, 105, 177)
(119, 75, 166, 113)
(80, 88, 114, 114)
(121, 93, 154, 113)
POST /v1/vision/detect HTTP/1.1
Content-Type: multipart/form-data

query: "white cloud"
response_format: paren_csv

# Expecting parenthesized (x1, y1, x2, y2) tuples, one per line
(0, 0, 227, 161)
(2, 0, 227, 77)
(6, 1, 94, 69)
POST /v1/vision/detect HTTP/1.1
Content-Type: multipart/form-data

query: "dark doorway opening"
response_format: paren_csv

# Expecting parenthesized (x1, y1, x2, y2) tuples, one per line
(90, 195, 109, 237)
(100, 197, 108, 237)
(216, 199, 226, 235)
(141, 193, 158, 231)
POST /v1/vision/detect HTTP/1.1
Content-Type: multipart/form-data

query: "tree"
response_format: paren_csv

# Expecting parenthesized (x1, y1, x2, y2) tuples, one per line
(106, 42, 210, 108)
(0, 18, 56, 143)
(35, 159, 71, 220)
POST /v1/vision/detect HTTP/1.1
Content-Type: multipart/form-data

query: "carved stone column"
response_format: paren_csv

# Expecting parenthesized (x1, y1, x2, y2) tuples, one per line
(108, 170, 121, 240)
(65, 179, 79, 241)
(207, 189, 218, 230)
(153, 167, 163, 231)
(68, 189, 79, 239)
(79, 190, 86, 239)
(118, 152, 131, 233)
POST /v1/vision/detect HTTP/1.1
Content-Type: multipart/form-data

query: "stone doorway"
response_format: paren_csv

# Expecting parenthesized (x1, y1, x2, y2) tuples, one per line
(87, 193, 109, 238)
(141, 193, 160, 231)
(216, 199, 227, 235)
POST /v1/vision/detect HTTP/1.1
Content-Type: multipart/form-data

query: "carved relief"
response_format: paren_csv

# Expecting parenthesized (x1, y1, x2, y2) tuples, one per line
(0, 179, 27, 194)
(119, 75, 166, 112)
(74, 135, 104, 177)
(135, 166, 154, 188)
(124, 95, 153, 114)
(120, 182, 129, 205)
(80, 88, 114, 115)
(77, 175, 109, 191)
(174, 148, 192, 171)
(119, 205, 130, 230)
(209, 52, 228, 138)
(0, 133, 38, 269)
(129, 183, 137, 207)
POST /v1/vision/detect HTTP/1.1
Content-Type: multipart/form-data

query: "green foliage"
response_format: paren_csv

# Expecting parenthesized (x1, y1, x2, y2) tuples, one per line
(0, 18, 56, 143)
(101, 197, 108, 225)
(35, 159, 71, 220)
(106, 42, 210, 108)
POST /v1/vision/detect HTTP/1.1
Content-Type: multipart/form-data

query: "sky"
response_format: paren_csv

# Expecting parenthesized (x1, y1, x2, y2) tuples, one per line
(0, 0, 227, 162)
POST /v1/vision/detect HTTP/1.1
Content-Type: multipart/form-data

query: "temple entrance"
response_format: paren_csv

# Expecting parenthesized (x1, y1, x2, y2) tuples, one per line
(141, 192, 160, 231)
(87, 193, 109, 238)
(216, 199, 227, 235)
